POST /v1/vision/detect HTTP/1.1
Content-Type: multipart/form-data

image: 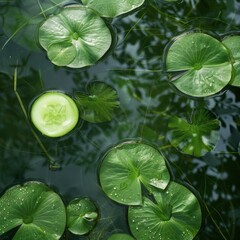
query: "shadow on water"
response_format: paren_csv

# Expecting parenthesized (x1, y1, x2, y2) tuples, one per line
(0, 0, 240, 239)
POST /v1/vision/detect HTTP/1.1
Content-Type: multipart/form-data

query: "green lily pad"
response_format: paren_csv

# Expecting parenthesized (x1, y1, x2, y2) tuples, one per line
(168, 108, 220, 157)
(67, 198, 98, 235)
(222, 35, 240, 87)
(0, 181, 66, 240)
(165, 32, 232, 97)
(38, 5, 112, 68)
(99, 141, 171, 205)
(128, 181, 202, 240)
(82, 0, 145, 18)
(108, 233, 135, 240)
(74, 82, 120, 123)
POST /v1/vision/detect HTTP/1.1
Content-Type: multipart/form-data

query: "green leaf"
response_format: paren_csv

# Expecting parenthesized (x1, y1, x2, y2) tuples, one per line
(67, 198, 98, 235)
(167, 108, 220, 157)
(74, 82, 120, 123)
(108, 233, 135, 240)
(0, 181, 66, 240)
(82, 0, 145, 18)
(165, 32, 232, 97)
(128, 181, 202, 240)
(99, 141, 171, 205)
(30, 91, 79, 138)
(39, 5, 112, 68)
(222, 35, 240, 87)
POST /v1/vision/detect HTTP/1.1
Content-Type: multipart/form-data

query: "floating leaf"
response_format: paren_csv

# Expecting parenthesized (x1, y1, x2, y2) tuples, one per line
(128, 181, 202, 240)
(30, 91, 79, 138)
(74, 82, 120, 123)
(39, 5, 112, 68)
(67, 198, 98, 235)
(108, 233, 135, 240)
(168, 108, 220, 157)
(165, 32, 232, 97)
(99, 141, 170, 205)
(222, 35, 240, 87)
(82, 0, 145, 18)
(0, 181, 66, 240)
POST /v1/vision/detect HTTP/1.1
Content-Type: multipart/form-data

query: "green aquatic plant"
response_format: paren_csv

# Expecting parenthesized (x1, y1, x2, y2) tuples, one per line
(0, 181, 66, 240)
(222, 35, 240, 87)
(82, 0, 145, 18)
(167, 108, 220, 157)
(30, 91, 79, 138)
(38, 5, 112, 68)
(99, 141, 170, 205)
(67, 198, 98, 235)
(108, 233, 135, 240)
(128, 181, 202, 240)
(164, 32, 232, 97)
(74, 82, 120, 123)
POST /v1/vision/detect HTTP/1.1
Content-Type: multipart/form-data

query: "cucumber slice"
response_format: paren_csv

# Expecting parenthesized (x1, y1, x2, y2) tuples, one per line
(30, 91, 79, 138)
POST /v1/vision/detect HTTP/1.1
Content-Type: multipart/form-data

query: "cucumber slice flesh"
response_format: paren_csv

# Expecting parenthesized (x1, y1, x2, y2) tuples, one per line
(30, 91, 79, 137)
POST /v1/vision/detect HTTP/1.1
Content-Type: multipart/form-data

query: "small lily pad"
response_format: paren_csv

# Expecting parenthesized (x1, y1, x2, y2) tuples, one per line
(67, 198, 98, 235)
(0, 181, 66, 240)
(108, 233, 135, 240)
(82, 0, 145, 18)
(168, 108, 220, 157)
(222, 35, 240, 87)
(128, 181, 202, 240)
(99, 141, 170, 205)
(39, 5, 112, 68)
(74, 82, 120, 123)
(165, 32, 232, 97)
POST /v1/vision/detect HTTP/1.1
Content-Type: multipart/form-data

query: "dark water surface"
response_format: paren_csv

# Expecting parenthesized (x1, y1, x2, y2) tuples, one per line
(0, 0, 240, 239)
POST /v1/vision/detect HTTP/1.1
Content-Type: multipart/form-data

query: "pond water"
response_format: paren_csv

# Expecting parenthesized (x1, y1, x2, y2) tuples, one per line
(0, 0, 240, 239)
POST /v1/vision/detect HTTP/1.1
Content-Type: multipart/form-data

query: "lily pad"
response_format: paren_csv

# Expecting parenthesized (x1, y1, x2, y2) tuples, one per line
(82, 0, 145, 18)
(67, 198, 98, 235)
(128, 181, 202, 240)
(99, 141, 170, 205)
(74, 82, 120, 123)
(38, 5, 112, 68)
(165, 32, 232, 97)
(108, 233, 135, 240)
(0, 181, 66, 240)
(168, 108, 220, 157)
(222, 35, 240, 87)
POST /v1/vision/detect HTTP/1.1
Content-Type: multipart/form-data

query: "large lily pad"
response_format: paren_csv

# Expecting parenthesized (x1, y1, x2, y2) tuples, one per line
(99, 141, 170, 205)
(74, 82, 120, 123)
(67, 198, 98, 235)
(128, 181, 202, 240)
(38, 5, 112, 68)
(82, 0, 145, 18)
(108, 233, 135, 240)
(222, 35, 240, 87)
(165, 32, 232, 97)
(0, 181, 66, 240)
(167, 108, 220, 157)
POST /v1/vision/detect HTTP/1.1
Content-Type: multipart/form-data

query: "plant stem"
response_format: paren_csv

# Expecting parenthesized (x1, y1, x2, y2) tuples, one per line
(13, 67, 60, 170)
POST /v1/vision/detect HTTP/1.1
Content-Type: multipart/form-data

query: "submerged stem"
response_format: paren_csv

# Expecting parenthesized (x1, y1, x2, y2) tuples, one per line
(13, 67, 60, 170)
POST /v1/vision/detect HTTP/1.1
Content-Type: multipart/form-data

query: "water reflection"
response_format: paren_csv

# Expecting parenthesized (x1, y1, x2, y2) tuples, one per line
(0, 0, 240, 239)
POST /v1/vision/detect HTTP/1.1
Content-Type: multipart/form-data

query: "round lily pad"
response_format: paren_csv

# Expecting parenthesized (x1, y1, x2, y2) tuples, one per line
(74, 82, 120, 123)
(67, 198, 98, 235)
(0, 181, 66, 240)
(38, 5, 112, 68)
(165, 32, 232, 97)
(108, 233, 135, 240)
(168, 108, 220, 157)
(222, 35, 240, 87)
(128, 181, 202, 240)
(99, 141, 171, 205)
(30, 91, 79, 138)
(82, 0, 145, 18)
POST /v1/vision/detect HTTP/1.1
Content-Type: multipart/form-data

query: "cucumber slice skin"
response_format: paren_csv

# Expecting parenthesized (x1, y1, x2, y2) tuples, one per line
(30, 91, 79, 138)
